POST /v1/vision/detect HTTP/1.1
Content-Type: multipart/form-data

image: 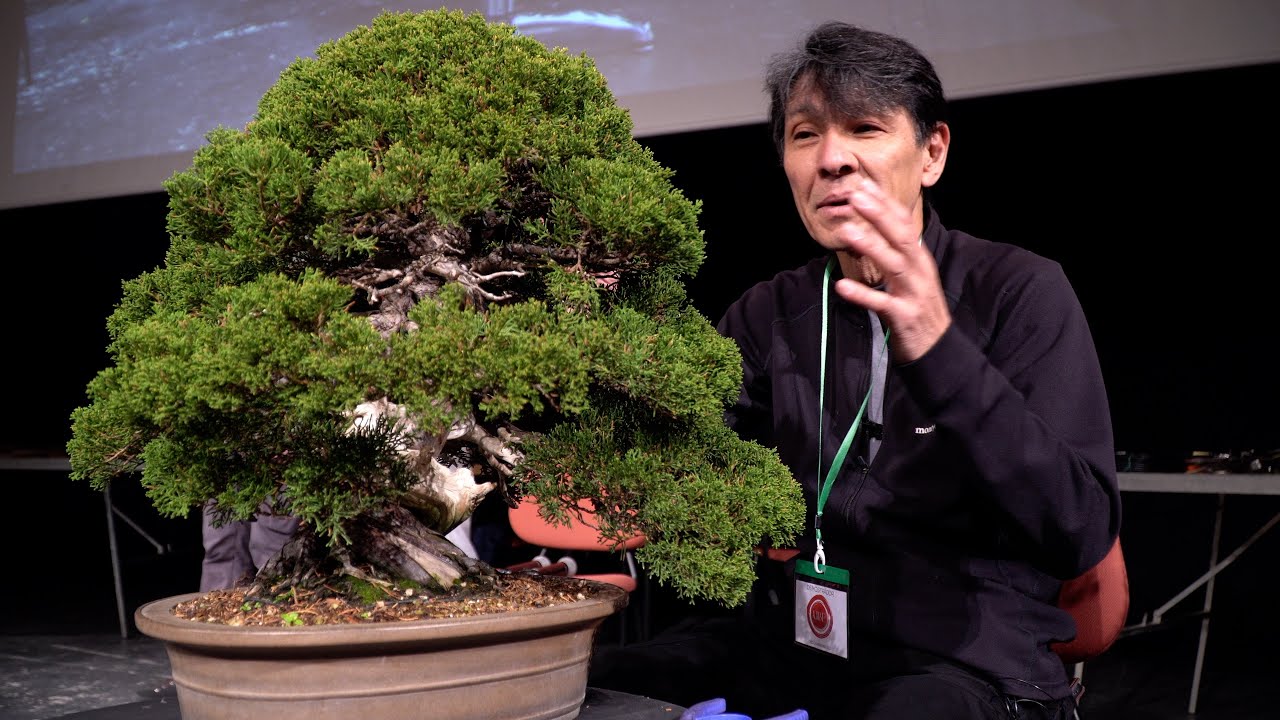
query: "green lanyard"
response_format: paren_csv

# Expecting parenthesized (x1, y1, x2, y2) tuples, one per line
(814, 257, 889, 573)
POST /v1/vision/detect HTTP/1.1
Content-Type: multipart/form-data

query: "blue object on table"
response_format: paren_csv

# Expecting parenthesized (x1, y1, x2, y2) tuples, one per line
(680, 697, 808, 720)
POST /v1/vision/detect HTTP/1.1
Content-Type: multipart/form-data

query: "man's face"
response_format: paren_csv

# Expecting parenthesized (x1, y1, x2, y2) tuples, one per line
(782, 84, 947, 253)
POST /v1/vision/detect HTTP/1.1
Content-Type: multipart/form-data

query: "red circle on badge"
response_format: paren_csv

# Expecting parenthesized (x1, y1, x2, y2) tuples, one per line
(806, 594, 833, 638)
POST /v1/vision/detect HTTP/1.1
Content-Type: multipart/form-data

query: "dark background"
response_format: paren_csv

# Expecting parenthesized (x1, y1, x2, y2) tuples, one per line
(2, 61, 1277, 701)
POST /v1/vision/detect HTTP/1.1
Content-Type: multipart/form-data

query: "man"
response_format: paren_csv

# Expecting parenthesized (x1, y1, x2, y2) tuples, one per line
(199, 500, 301, 591)
(713, 21, 1121, 719)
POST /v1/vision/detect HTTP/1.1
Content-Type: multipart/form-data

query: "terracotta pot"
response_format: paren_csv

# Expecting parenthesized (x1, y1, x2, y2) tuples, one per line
(135, 579, 628, 720)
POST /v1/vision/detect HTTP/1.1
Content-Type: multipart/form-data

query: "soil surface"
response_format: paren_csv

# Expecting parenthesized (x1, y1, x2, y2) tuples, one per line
(173, 572, 610, 626)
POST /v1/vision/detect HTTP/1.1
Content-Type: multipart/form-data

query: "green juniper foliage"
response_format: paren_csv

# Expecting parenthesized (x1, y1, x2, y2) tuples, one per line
(67, 9, 802, 607)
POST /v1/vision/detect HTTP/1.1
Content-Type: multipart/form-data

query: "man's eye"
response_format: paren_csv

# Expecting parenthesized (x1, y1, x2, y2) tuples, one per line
(791, 129, 815, 141)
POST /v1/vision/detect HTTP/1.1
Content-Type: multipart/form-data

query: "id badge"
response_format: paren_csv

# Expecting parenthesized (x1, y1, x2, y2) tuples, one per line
(794, 559, 849, 658)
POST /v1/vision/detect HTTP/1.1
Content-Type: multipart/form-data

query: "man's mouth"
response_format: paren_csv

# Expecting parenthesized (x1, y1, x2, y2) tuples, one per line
(817, 194, 850, 210)
(816, 195, 853, 216)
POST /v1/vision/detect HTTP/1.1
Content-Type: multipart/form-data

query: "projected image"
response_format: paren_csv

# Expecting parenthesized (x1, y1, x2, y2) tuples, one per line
(6, 0, 1278, 210)
(486, 1, 654, 53)
(13, 1, 467, 174)
(11, 0, 671, 176)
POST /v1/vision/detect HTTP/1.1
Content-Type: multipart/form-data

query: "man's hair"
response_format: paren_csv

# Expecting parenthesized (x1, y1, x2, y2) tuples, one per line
(765, 21, 947, 157)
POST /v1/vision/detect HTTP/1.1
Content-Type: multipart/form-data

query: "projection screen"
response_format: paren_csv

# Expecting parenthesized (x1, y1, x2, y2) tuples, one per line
(2, 0, 1278, 210)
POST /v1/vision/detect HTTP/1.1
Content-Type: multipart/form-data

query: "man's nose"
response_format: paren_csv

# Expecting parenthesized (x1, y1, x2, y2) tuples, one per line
(817, 137, 855, 178)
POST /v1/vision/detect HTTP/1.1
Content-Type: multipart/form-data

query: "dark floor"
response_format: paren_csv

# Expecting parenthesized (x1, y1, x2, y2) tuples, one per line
(0, 633, 173, 720)
(2, 588, 1278, 719)
(3, 472, 1278, 719)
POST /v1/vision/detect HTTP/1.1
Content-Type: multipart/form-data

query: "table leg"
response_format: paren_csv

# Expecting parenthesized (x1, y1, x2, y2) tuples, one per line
(102, 484, 171, 639)
(1187, 494, 1224, 714)
(104, 484, 128, 640)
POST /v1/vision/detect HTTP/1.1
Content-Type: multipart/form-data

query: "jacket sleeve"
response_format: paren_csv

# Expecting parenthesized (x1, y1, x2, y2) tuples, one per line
(897, 259, 1121, 579)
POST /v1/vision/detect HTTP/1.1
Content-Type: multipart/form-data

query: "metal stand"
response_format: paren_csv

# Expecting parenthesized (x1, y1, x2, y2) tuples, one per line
(1121, 488, 1280, 713)
(102, 482, 169, 639)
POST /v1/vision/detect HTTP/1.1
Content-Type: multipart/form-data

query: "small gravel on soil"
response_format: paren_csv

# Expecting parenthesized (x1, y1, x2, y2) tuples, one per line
(173, 573, 608, 626)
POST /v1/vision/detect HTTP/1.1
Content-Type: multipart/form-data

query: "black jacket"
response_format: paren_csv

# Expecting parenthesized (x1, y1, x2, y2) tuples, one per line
(716, 207, 1121, 698)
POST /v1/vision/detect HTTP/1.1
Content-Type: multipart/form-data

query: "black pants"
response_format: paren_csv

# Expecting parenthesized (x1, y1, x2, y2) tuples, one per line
(587, 611, 1077, 720)
(787, 654, 1077, 720)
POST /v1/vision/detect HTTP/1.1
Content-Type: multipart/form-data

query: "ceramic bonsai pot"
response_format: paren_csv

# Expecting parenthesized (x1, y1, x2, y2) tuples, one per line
(135, 580, 627, 720)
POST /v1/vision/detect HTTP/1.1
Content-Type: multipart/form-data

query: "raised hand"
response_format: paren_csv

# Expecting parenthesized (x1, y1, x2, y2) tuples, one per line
(831, 177, 951, 364)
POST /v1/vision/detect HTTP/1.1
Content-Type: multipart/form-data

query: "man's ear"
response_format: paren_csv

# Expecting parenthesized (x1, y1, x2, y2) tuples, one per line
(921, 122, 950, 188)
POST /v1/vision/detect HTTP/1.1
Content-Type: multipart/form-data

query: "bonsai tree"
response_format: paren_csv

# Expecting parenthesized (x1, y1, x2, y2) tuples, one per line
(67, 9, 803, 610)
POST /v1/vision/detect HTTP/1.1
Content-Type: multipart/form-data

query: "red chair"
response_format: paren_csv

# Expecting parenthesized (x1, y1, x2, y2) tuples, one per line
(506, 497, 645, 589)
(1053, 537, 1129, 668)
(505, 497, 648, 642)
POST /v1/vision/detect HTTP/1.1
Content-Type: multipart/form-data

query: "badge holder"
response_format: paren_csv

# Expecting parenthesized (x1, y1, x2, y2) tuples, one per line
(794, 546, 849, 658)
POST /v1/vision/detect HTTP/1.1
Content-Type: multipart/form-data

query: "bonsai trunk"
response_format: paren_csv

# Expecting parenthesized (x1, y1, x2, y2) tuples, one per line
(255, 504, 499, 600)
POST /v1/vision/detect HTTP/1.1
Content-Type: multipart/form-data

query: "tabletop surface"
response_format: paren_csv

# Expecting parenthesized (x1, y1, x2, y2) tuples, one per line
(1117, 472, 1280, 495)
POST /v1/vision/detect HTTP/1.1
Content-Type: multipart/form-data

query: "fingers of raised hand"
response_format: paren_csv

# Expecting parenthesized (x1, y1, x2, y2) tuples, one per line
(849, 181, 917, 251)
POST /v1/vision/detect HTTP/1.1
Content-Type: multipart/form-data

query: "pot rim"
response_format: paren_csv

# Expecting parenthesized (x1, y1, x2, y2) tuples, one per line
(135, 578, 628, 650)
